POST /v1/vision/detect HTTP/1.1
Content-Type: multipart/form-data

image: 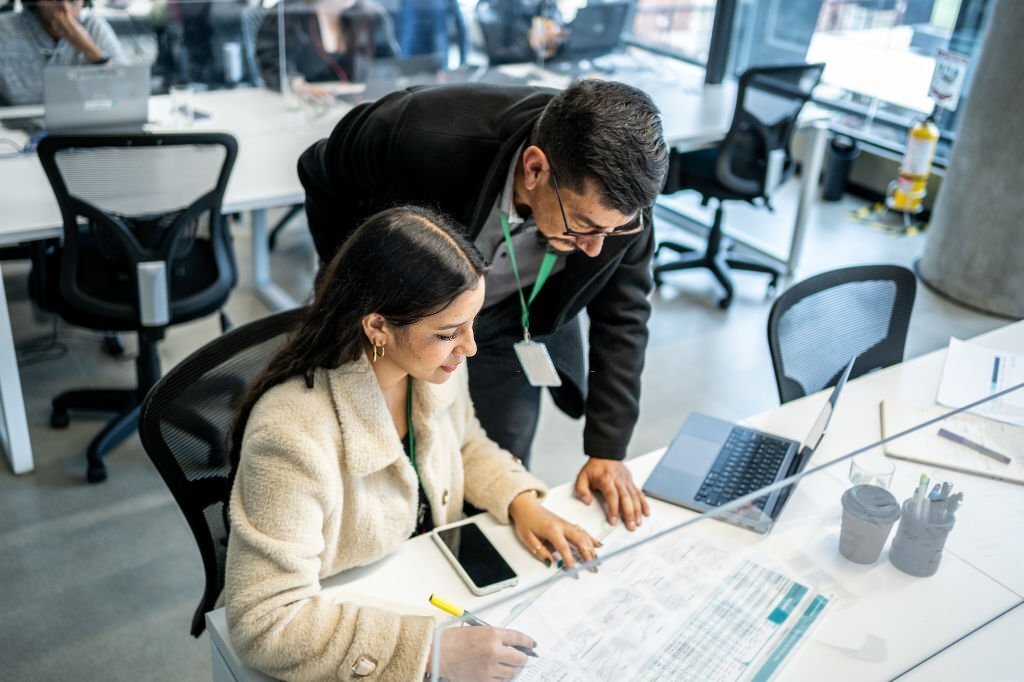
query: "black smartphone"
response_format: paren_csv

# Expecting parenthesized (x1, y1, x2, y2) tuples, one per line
(432, 521, 519, 595)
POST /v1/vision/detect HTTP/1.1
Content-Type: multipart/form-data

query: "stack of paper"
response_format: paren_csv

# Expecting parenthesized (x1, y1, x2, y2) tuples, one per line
(505, 522, 828, 681)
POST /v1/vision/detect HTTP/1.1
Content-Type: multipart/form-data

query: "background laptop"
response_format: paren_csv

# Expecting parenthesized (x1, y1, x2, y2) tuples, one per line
(354, 55, 484, 101)
(364, 53, 446, 81)
(643, 357, 856, 533)
(43, 64, 149, 133)
(554, 2, 630, 62)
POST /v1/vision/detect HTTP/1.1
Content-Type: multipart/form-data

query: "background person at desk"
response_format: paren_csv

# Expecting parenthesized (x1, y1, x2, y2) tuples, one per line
(255, 0, 398, 100)
(474, 0, 564, 65)
(0, 0, 127, 105)
(299, 79, 669, 531)
(224, 206, 600, 680)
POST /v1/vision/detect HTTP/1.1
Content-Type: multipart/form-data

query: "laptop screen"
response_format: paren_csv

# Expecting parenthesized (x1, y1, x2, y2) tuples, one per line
(560, 3, 630, 58)
(799, 356, 857, 453)
(43, 64, 149, 132)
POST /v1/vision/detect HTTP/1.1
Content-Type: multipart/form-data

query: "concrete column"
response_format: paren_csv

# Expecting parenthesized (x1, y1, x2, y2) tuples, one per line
(918, 0, 1024, 318)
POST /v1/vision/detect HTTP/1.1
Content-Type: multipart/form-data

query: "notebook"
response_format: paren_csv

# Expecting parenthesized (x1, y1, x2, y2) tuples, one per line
(879, 400, 1024, 485)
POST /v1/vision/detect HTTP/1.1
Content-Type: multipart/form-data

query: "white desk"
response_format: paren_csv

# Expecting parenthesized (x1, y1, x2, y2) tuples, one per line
(206, 321, 1024, 681)
(896, 602, 1024, 681)
(0, 88, 346, 474)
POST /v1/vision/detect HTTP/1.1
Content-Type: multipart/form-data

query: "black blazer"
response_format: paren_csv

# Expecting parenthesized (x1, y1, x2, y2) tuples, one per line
(298, 83, 653, 459)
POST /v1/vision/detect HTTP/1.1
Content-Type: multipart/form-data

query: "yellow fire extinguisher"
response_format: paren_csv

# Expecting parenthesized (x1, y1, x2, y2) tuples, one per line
(887, 110, 940, 214)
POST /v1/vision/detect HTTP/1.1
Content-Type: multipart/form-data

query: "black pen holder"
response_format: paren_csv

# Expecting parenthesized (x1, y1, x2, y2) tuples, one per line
(889, 499, 955, 578)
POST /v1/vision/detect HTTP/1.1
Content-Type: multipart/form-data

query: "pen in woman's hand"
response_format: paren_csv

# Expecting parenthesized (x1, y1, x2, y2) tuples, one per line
(429, 594, 539, 657)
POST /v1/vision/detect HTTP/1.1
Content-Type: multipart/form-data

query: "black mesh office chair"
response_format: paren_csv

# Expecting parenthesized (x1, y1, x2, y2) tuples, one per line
(34, 133, 238, 482)
(657, 62, 825, 309)
(767, 264, 916, 404)
(138, 308, 300, 637)
(267, 204, 304, 252)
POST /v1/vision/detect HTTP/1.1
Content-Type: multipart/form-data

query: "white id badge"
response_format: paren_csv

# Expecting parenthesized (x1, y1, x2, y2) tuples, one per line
(513, 340, 562, 387)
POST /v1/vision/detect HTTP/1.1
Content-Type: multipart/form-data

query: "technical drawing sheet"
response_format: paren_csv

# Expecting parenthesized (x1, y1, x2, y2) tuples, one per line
(505, 523, 829, 681)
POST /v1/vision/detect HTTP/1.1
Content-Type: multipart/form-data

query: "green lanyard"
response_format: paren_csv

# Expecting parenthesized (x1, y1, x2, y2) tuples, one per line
(406, 376, 418, 477)
(500, 212, 558, 339)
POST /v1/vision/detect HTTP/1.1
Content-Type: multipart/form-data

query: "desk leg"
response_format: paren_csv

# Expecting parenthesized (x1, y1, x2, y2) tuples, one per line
(788, 121, 829, 277)
(249, 208, 298, 312)
(0, 261, 34, 474)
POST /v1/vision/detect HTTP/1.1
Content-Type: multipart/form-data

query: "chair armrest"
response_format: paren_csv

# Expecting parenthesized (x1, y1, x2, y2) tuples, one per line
(763, 148, 787, 199)
(137, 261, 170, 327)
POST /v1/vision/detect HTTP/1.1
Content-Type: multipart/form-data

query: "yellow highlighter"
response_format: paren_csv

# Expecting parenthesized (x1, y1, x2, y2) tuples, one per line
(428, 594, 538, 657)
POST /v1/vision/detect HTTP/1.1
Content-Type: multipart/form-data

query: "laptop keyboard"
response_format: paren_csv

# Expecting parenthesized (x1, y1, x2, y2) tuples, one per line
(695, 427, 792, 510)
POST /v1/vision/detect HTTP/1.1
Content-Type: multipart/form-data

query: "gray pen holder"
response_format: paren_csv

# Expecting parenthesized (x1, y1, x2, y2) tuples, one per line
(889, 499, 956, 577)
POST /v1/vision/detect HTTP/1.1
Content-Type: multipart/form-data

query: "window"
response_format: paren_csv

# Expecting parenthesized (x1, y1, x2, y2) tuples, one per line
(628, 0, 717, 64)
(730, 0, 994, 160)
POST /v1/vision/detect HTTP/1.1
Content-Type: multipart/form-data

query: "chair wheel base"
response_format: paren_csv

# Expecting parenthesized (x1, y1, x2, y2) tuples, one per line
(51, 411, 70, 428)
(102, 333, 125, 357)
(86, 462, 108, 483)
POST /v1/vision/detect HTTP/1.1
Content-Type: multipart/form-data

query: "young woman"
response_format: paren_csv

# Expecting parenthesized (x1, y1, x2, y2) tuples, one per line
(224, 205, 600, 680)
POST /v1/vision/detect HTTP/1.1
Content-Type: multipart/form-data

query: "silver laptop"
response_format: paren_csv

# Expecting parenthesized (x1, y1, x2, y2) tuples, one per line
(554, 2, 630, 62)
(43, 64, 149, 132)
(643, 357, 856, 534)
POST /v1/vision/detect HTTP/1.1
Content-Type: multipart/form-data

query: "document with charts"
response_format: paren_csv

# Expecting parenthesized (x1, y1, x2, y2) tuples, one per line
(937, 337, 1024, 427)
(505, 522, 828, 682)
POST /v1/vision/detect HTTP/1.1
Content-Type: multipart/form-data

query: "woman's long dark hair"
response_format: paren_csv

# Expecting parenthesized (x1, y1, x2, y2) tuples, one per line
(228, 205, 487, 473)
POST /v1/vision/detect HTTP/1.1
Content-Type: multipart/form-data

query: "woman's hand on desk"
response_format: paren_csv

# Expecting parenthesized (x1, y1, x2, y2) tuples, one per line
(430, 626, 535, 680)
(289, 77, 337, 104)
(508, 491, 602, 569)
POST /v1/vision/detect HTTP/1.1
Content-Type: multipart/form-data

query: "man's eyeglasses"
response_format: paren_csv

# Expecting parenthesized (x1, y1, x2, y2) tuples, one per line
(549, 167, 645, 238)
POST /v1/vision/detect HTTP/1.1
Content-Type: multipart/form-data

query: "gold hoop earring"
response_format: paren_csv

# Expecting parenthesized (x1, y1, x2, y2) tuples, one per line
(372, 342, 386, 363)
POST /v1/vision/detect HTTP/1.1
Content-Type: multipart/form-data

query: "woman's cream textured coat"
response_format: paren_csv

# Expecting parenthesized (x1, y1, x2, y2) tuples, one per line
(224, 356, 546, 680)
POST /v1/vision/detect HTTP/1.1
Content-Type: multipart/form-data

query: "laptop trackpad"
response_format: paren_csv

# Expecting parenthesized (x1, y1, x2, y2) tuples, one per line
(646, 431, 722, 500)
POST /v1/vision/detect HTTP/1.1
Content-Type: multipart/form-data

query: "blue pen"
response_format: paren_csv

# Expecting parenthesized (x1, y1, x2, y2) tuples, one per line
(939, 482, 953, 501)
(992, 356, 1001, 393)
(938, 428, 1013, 465)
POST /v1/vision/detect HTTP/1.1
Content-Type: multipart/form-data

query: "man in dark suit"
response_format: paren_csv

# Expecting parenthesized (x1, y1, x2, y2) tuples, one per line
(299, 79, 669, 531)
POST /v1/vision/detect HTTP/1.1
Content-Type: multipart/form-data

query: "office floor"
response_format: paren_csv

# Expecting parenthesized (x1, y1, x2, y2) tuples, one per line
(0, 187, 1009, 680)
